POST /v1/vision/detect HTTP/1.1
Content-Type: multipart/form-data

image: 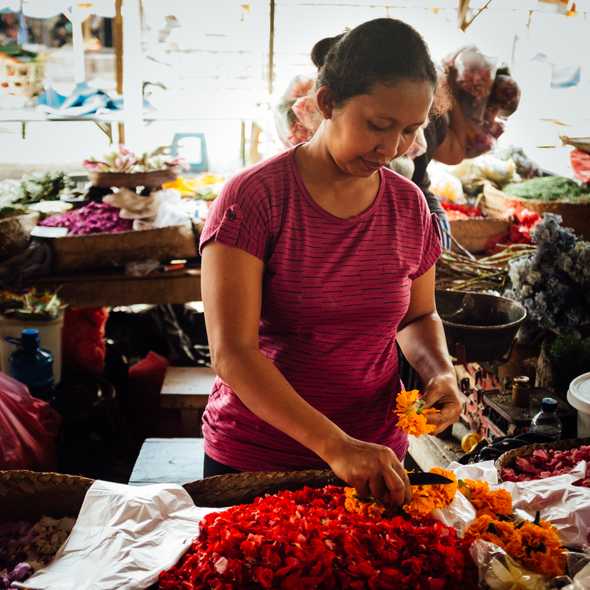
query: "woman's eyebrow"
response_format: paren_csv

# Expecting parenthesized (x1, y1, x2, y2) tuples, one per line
(374, 115, 427, 127)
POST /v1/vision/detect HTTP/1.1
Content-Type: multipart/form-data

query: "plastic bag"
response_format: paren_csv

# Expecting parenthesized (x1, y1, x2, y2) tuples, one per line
(453, 46, 497, 99)
(470, 540, 548, 590)
(429, 164, 465, 202)
(274, 75, 319, 147)
(489, 74, 521, 116)
(445, 47, 520, 158)
(62, 307, 109, 376)
(0, 371, 61, 470)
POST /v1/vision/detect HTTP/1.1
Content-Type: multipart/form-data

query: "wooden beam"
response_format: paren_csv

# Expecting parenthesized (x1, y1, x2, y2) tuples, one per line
(35, 269, 202, 308)
(114, 0, 125, 143)
(268, 0, 275, 96)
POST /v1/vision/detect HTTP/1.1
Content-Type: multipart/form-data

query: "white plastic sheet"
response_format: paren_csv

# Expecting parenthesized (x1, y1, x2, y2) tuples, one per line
(16, 480, 218, 590)
(439, 460, 590, 548)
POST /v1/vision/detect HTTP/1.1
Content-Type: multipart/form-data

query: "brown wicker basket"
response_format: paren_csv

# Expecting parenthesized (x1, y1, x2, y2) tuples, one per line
(483, 182, 590, 240)
(495, 437, 590, 482)
(0, 469, 341, 522)
(0, 212, 39, 261)
(89, 168, 178, 189)
(184, 469, 341, 508)
(449, 217, 510, 254)
(0, 470, 93, 522)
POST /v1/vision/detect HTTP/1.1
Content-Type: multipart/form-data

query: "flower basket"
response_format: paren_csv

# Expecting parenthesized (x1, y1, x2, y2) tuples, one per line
(495, 437, 590, 482)
(88, 168, 179, 189)
(183, 469, 339, 508)
(49, 220, 197, 273)
(0, 470, 93, 522)
(483, 182, 590, 240)
(449, 217, 511, 254)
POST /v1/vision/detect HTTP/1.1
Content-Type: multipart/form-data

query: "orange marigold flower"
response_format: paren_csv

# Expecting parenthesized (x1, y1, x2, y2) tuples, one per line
(464, 515, 524, 558)
(394, 389, 439, 436)
(403, 467, 458, 518)
(517, 520, 566, 578)
(459, 479, 512, 517)
(343, 487, 385, 518)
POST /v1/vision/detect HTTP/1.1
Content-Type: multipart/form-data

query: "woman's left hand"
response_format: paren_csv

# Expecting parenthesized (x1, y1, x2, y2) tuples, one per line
(422, 373, 465, 435)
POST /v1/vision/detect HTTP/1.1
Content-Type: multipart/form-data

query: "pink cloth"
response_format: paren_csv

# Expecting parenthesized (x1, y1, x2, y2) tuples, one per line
(199, 147, 442, 471)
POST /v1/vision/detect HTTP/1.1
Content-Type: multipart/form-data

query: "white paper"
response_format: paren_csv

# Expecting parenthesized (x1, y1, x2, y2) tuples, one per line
(447, 460, 499, 484)
(31, 226, 69, 238)
(497, 461, 590, 547)
(564, 563, 590, 590)
(441, 460, 590, 547)
(17, 480, 219, 590)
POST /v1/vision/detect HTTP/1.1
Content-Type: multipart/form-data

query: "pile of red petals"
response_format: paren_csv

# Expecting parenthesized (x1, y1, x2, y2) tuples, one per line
(441, 201, 482, 220)
(40, 201, 133, 235)
(501, 445, 590, 487)
(159, 485, 476, 590)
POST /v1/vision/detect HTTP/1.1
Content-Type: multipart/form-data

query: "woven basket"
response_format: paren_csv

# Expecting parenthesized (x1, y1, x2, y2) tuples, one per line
(0, 469, 341, 522)
(184, 469, 341, 508)
(0, 211, 39, 261)
(89, 168, 178, 189)
(449, 217, 510, 254)
(483, 182, 590, 240)
(495, 437, 590, 482)
(0, 470, 93, 522)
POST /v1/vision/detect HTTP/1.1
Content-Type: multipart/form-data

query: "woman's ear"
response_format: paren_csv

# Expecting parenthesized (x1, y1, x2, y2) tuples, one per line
(316, 85, 335, 119)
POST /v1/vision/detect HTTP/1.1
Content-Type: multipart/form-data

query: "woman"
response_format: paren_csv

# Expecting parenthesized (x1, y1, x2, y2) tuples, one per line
(200, 18, 463, 506)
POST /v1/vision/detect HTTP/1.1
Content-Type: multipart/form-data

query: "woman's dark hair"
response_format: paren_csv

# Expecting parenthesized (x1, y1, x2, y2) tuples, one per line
(311, 18, 438, 107)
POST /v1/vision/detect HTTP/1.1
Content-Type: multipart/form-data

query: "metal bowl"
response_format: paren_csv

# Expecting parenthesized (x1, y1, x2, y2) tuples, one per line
(436, 290, 527, 363)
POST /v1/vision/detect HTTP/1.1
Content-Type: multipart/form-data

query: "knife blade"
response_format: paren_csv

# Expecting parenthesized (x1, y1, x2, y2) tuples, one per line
(354, 471, 455, 503)
(408, 471, 454, 486)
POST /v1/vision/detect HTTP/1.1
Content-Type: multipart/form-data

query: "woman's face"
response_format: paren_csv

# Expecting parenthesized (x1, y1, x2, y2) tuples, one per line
(319, 80, 433, 177)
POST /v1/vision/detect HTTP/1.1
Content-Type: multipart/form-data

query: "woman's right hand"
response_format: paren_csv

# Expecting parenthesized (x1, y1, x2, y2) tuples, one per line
(322, 435, 412, 507)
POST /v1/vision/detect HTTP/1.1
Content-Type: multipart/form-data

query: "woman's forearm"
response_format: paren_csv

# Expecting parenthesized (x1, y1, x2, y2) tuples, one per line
(212, 346, 347, 462)
(396, 312, 454, 384)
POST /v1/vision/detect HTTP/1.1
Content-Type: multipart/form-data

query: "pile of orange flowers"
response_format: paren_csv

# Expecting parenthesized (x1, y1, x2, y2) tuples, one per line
(465, 513, 566, 578)
(403, 467, 458, 518)
(343, 487, 386, 519)
(459, 479, 513, 518)
(394, 389, 439, 436)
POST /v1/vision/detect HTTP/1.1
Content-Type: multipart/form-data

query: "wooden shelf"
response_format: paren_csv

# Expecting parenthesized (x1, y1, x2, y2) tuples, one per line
(33, 268, 201, 308)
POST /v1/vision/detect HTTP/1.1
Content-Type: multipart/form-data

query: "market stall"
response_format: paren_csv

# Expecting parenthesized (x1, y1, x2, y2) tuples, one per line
(2, 1, 590, 589)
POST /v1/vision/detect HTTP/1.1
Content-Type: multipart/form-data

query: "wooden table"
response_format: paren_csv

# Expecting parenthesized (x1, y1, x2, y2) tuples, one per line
(129, 437, 205, 485)
(34, 268, 201, 308)
(160, 367, 215, 436)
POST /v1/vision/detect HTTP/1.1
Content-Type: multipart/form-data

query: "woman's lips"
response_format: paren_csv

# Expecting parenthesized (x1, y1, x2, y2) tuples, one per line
(361, 158, 384, 171)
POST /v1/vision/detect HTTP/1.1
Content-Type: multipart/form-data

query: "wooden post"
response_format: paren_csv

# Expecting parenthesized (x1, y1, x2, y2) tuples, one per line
(114, 0, 125, 143)
(268, 0, 275, 96)
(122, 0, 143, 150)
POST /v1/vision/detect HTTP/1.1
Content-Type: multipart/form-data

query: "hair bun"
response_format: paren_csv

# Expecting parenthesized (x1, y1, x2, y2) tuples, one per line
(311, 33, 344, 68)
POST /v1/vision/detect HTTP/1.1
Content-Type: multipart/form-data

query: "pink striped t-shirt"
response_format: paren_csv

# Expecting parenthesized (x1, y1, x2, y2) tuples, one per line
(199, 146, 442, 471)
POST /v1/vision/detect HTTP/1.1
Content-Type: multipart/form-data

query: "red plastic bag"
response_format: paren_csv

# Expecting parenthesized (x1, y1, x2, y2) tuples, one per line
(0, 371, 61, 470)
(62, 307, 109, 375)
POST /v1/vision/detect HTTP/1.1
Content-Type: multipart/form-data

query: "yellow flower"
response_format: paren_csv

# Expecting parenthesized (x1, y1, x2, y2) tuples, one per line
(517, 520, 566, 578)
(465, 515, 523, 558)
(394, 389, 439, 436)
(459, 479, 512, 518)
(403, 467, 458, 518)
(343, 487, 385, 518)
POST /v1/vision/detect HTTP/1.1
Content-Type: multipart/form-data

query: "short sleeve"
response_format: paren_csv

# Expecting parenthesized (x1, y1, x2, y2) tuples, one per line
(199, 175, 272, 261)
(408, 191, 443, 280)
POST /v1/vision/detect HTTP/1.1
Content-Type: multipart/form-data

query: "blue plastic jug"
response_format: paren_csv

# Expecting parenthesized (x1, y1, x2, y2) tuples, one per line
(7, 328, 54, 400)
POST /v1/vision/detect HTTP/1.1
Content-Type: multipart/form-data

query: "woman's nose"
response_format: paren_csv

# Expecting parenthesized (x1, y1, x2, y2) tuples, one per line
(376, 132, 402, 161)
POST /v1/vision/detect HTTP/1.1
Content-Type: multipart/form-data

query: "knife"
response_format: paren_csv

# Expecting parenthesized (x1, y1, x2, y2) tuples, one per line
(354, 472, 454, 504)
(408, 472, 454, 486)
